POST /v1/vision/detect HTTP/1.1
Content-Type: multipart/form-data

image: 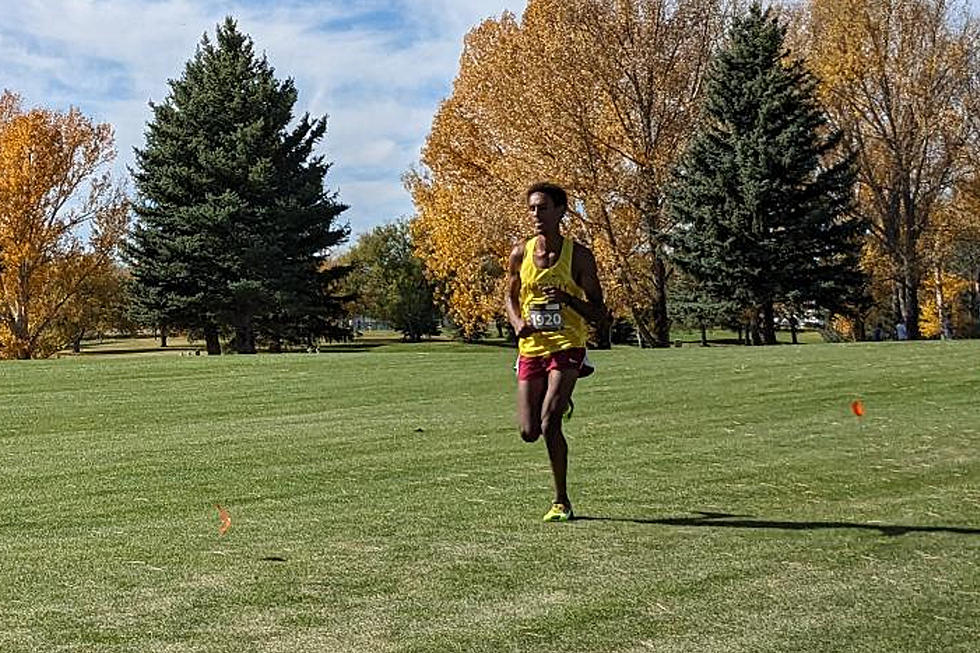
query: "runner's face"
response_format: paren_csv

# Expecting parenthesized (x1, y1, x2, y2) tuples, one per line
(527, 192, 563, 235)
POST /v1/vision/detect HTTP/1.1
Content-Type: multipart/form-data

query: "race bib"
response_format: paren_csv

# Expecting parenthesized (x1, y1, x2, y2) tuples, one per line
(528, 303, 564, 331)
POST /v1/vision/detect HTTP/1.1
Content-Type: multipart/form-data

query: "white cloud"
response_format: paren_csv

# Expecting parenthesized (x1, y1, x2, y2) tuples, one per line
(0, 0, 528, 236)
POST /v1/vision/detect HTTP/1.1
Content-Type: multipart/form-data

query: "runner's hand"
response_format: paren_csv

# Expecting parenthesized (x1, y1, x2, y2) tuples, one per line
(515, 319, 535, 339)
(542, 286, 571, 304)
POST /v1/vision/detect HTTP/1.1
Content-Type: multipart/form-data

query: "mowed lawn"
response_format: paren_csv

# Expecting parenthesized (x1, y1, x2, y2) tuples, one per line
(1, 340, 978, 652)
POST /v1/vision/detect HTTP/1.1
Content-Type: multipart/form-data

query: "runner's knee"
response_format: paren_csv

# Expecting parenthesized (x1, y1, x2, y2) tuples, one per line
(520, 426, 541, 443)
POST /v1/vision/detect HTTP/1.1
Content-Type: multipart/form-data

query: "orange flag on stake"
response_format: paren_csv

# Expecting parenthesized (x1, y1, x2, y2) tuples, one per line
(851, 400, 864, 418)
(216, 504, 231, 536)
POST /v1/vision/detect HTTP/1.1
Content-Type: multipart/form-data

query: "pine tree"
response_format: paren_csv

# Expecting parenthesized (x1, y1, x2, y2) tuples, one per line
(126, 17, 348, 354)
(669, 270, 741, 346)
(668, 2, 864, 344)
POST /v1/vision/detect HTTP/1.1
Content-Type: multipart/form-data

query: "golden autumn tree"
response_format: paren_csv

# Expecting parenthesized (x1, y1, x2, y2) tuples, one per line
(408, 0, 727, 344)
(917, 194, 979, 337)
(55, 260, 135, 353)
(796, 0, 980, 340)
(925, 174, 980, 336)
(959, 184, 980, 334)
(0, 91, 128, 359)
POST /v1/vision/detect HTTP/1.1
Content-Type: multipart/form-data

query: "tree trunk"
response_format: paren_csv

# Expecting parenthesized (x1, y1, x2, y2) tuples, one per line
(650, 255, 670, 347)
(902, 265, 921, 340)
(790, 321, 798, 345)
(854, 318, 866, 342)
(700, 324, 708, 347)
(629, 305, 658, 348)
(160, 324, 168, 348)
(592, 309, 612, 350)
(749, 311, 762, 345)
(234, 322, 256, 354)
(934, 266, 946, 339)
(893, 280, 904, 324)
(973, 268, 980, 324)
(11, 304, 30, 358)
(204, 323, 221, 355)
(761, 301, 776, 345)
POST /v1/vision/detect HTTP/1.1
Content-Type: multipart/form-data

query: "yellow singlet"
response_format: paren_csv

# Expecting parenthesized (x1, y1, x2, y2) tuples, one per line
(518, 236, 588, 357)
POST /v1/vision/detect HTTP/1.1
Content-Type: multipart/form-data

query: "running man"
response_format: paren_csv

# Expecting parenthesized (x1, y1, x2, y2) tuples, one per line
(505, 182, 607, 522)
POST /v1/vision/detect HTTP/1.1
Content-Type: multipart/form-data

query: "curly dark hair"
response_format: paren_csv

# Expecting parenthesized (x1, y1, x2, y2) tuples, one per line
(526, 182, 567, 210)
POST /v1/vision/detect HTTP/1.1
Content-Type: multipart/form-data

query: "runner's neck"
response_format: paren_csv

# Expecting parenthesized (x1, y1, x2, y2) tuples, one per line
(536, 232, 564, 255)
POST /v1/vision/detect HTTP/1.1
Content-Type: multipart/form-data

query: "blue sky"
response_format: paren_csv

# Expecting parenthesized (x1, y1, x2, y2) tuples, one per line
(0, 0, 528, 239)
(1, 0, 977, 241)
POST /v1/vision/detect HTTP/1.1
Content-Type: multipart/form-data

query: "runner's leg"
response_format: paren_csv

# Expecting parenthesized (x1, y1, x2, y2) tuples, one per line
(517, 376, 547, 442)
(541, 368, 578, 506)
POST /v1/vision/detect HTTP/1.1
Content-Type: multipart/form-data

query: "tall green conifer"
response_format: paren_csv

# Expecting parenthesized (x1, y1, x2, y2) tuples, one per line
(126, 17, 348, 354)
(669, 3, 864, 344)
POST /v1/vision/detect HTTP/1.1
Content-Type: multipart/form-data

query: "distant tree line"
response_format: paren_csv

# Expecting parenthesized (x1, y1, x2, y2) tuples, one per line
(0, 17, 444, 359)
(4, 2, 978, 358)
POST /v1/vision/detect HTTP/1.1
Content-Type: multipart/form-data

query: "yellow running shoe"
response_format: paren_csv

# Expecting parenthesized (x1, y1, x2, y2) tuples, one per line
(542, 503, 574, 522)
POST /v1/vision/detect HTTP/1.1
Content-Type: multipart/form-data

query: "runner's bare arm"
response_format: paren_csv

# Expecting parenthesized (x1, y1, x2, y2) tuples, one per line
(505, 243, 535, 339)
(544, 243, 606, 324)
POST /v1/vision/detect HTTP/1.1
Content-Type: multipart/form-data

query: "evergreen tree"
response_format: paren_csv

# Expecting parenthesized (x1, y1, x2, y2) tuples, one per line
(126, 17, 348, 354)
(668, 2, 864, 344)
(670, 270, 740, 346)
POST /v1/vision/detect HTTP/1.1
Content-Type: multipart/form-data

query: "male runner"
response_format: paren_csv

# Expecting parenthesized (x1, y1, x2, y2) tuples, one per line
(505, 182, 607, 522)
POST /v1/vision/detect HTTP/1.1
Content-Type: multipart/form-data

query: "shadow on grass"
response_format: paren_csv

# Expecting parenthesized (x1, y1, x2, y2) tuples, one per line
(575, 511, 980, 537)
(308, 343, 388, 353)
(71, 343, 391, 356)
(73, 346, 198, 356)
(463, 339, 518, 349)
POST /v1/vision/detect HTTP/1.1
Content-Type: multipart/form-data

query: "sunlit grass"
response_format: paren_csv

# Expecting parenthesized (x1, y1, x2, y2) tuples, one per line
(1, 339, 978, 652)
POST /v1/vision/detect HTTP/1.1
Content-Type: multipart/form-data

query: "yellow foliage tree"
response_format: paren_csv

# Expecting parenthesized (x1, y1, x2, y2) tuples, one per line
(0, 91, 128, 359)
(928, 175, 980, 335)
(795, 0, 980, 339)
(920, 269, 970, 337)
(55, 260, 134, 352)
(408, 0, 726, 344)
(920, 197, 978, 335)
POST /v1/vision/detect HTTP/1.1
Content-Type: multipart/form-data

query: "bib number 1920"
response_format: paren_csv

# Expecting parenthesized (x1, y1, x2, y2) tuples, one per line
(528, 303, 564, 331)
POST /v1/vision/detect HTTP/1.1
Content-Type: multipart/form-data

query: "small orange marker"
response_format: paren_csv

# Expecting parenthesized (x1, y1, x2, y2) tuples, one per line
(851, 400, 864, 418)
(216, 504, 231, 536)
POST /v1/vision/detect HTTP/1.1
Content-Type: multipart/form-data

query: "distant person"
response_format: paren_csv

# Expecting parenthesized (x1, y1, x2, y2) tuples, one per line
(873, 323, 883, 341)
(505, 182, 607, 523)
(942, 314, 954, 340)
(896, 322, 908, 341)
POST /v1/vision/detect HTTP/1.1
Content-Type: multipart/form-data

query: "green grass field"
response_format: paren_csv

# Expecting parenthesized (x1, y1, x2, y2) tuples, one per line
(1, 339, 978, 652)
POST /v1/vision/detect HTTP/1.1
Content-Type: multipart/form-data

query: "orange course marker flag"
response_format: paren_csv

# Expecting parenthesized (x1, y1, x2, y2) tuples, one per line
(216, 504, 232, 536)
(851, 400, 865, 418)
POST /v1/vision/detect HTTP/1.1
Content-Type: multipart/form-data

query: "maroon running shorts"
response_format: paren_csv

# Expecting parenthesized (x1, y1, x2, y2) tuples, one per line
(517, 347, 593, 381)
